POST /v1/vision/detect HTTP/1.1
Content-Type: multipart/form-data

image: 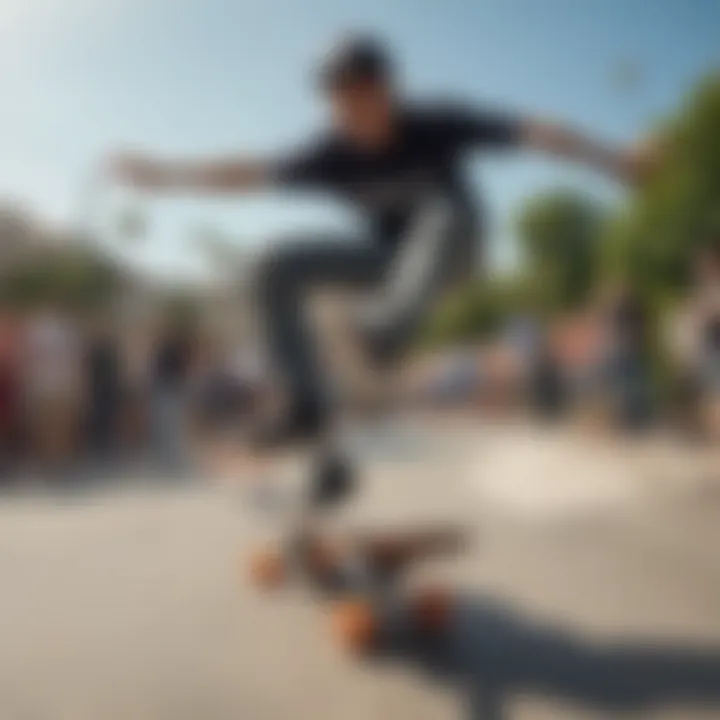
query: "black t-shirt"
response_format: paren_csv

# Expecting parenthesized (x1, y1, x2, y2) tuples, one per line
(272, 102, 521, 244)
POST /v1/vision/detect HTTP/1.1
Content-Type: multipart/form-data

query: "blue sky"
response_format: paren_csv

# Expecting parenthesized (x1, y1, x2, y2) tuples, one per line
(2, 0, 718, 279)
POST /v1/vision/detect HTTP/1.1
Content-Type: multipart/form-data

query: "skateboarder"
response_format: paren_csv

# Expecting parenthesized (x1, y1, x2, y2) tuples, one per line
(109, 34, 651, 448)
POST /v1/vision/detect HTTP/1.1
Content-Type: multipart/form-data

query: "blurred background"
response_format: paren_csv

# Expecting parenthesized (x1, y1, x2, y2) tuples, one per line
(0, 0, 719, 479)
(0, 2, 719, 719)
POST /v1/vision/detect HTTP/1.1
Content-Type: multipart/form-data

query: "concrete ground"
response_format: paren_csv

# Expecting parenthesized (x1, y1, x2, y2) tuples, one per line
(1, 420, 719, 720)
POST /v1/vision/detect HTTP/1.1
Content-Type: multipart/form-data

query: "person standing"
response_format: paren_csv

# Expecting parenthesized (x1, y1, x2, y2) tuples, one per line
(688, 241, 720, 439)
(83, 319, 121, 465)
(0, 312, 23, 478)
(151, 323, 193, 473)
(598, 282, 652, 431)
(24, 307, 82, 476)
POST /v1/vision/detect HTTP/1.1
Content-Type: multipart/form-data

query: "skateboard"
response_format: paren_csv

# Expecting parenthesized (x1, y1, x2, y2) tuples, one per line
(247, 524, 464, 654)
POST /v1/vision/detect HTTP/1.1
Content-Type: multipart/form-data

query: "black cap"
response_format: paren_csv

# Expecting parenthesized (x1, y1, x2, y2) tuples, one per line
(316, 34, 393, 91)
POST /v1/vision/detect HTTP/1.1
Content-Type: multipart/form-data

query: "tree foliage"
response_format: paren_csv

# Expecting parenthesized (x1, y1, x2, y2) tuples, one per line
(0, 247, 125, 311)
(602, 72, 720, 303)
(426, 72, 720, 348)
(422, 274, 538, 347)
(516, 190, 607, 311)
(0, 205, 126, 312)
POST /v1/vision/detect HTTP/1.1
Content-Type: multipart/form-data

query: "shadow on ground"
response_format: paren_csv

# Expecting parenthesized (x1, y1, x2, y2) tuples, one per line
(380, 594, 720, 720)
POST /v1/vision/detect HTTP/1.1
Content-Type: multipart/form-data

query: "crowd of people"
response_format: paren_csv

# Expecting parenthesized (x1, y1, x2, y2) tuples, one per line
(411, 243, 720, 440)
(0, 242, 716, 484)
(0, 308, 210, 480)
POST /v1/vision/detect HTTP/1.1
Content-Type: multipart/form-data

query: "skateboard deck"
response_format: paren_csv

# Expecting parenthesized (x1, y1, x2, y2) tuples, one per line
(248, 524, 465, 584)
(246, 523, 465, 654)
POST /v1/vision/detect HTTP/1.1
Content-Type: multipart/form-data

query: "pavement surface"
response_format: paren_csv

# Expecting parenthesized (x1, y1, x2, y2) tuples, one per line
(1, 420, 719, 720)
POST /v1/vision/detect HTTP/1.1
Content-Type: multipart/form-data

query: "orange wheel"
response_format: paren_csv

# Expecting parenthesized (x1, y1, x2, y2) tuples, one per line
(411, 587, 453, 634)
(247, 548, 285, 590)
(330, 599, 378, 654)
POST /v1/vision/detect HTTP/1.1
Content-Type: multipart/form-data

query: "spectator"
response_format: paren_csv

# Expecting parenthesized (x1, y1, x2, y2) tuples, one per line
(505, 315, 565, 418)
(0, 313, 23, 477)
(151, 323, 194, 473)
(528, 331, 565, 421)
(119, 326, 153, 454)
(24, 307, 82, 475)
(690, 241, 720, 438)
(83, 318, 121, 462)
(597, 282, 652, 431)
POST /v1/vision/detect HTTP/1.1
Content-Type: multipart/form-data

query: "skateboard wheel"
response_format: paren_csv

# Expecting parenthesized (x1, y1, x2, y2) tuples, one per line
(248, 548, 285, 589)
(411, 587, 453, 634)
(330, 599, 378, 654)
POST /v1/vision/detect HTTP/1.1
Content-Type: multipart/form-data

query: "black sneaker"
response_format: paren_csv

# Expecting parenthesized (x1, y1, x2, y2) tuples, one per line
(307, 452, 355, 507)
(248, 398, 327, 449)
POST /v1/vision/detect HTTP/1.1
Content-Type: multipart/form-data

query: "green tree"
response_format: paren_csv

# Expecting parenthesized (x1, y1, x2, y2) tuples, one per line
(421, 274, 538, 348)
(0, 247, 124, 311)
(602, 72, 720, 303)
(516, 190, 607, 312)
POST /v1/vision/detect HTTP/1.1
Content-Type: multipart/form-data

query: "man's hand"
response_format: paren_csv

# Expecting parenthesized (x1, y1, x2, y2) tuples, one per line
(106, 151, 270, 194)
(521, 120, 661, 187)
(612, 148, 652, 185)
(615, 135, 663, 186)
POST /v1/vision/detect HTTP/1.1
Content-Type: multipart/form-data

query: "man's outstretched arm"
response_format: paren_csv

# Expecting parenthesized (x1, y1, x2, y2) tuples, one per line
(518, 119, 656, 184)
(108, 152, 272, 193)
